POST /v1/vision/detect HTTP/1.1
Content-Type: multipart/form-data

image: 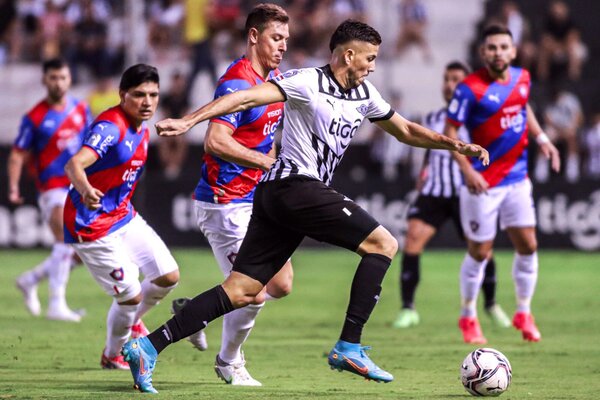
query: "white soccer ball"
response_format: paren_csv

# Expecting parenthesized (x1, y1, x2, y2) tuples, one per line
(460, 348, 512, 397)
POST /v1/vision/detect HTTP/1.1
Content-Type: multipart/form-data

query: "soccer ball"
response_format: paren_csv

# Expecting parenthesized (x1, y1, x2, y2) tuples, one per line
(460, 348, 512, 396)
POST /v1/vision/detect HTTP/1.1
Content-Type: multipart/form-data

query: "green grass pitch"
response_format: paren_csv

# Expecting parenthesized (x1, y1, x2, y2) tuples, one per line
(1, 249, 599, 399)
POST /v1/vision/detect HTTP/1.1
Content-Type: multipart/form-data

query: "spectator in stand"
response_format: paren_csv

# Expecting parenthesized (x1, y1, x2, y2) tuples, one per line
(148, 0, 184, 55)
(65, 0, 111, 83)
(395, 0, 432, 62)
(582, 112, 600, 180)
(0, 0, 18, 64)
(36, 0, 65, 60)
(157, 71, 190, 180)
(535, 84, 583, 183)
(183, 0, 218, 102)
(537, 0, 587, 82)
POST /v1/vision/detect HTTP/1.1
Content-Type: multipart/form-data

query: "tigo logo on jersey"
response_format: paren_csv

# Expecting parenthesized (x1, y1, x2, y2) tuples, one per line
(500, 111, 524, 133)
(263, 116, 281, 137)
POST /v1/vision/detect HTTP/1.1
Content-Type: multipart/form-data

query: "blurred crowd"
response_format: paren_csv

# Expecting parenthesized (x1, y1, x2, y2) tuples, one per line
(0, 0, 598, 182)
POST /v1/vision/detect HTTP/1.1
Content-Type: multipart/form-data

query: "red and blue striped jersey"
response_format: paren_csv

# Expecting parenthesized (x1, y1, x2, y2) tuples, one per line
(446, 66, 531, 188)
(13, 96, 92, 192)
(64, 106, 149, 243)
(194, 56, 284, 204)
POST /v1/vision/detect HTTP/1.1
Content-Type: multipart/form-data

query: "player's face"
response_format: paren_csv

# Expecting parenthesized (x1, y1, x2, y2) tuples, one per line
(346, 41, 379, 88)
(120, 81, 159, 124)
(255, 21, 289, 71)
(442, 68, 466, 103)
(480, 34, 516, 75)
(43, 66, 71, 102)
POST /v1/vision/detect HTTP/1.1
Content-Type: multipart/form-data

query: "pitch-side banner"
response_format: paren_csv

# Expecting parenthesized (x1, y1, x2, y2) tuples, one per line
(1, 145, 598, 250)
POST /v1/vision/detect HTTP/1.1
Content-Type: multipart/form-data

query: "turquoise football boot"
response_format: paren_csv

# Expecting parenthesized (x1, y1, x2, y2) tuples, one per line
(121, 337, 158, 393)
(327, 340, 393, 383)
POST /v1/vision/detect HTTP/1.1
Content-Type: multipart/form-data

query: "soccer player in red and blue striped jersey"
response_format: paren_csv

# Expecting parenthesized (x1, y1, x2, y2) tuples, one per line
(168, 4, 293, 386)
(444, 25, 560, 344)
(64, 64, 180, 370)
(8, 58, 92, 322)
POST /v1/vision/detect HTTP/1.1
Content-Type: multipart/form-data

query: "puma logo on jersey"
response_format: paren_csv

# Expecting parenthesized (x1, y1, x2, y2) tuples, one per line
(125, 140, 133, 152)
(326, 98, 335, 109)
(226, 87, 237, 93)
(488, 93, 501, 103)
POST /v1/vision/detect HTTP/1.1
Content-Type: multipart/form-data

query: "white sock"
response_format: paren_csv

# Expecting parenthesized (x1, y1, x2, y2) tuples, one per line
(512, 252, 538, 313)
(105, 301, 138, 358)
(134, 279, 177, 324)
(47, 243, 75, 310)
(219, 303, 264, 364)
(460, 254, 488, 317)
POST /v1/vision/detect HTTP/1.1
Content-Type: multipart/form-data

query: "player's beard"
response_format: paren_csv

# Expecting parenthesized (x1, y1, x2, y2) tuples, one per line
(489, 60, 509, 74)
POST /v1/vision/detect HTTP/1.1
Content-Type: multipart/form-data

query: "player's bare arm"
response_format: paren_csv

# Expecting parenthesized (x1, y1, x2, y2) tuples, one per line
(444, 122, 489, 194)
(526, 103, 560, 173)
(205, 122, 276, 171)
(64, 146, 104, 210)
(376, 112, 489, 164)
(156, 82, 285, 137)
(7, 149, 28, 204)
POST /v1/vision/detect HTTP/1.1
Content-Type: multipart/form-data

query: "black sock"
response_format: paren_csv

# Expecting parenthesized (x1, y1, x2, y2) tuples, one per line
(482, 257, 497, 309)
(147, 285, 234, 354)
(400, 253, 420, 309)
(340, 253, 391, 344)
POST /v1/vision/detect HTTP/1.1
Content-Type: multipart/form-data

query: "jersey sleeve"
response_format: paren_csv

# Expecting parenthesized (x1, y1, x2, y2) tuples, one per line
(13, 115, 35, 151)
(210, 78, 252, 129)
(364, 81, 393, 121)
(83, 121, 120, 158)
(269, 69, 314, 105)
(446, 82, 475, 127)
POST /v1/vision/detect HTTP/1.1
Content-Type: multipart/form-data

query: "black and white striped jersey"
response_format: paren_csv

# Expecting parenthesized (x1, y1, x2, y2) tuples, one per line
(420, 107, 470, 198)
(264, 65, 393, 185)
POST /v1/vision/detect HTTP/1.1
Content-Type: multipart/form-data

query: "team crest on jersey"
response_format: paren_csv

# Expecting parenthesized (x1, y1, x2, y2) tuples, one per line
(470, 221, 480, 233)
(274, 69, 299, 81)
(72, 113, 83, 125)
(109, 267, 125, 281)
(356, 104, 369, 116)
(519, 85, 528, 98)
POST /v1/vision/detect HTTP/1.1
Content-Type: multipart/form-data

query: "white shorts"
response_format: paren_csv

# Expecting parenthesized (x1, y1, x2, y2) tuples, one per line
(194, 200, 252, 277)
(38, 187, 69, 223)
(460, 179, 536, 242)
(72, 214, 178, 301)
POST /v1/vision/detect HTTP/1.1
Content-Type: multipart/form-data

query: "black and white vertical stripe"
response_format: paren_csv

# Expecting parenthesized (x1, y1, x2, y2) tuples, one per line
(262, 134, 343, 185)
(420, 108, 463, 198)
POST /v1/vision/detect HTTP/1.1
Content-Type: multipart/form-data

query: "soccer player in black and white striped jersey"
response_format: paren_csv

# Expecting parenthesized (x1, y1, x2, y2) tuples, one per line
(122, 20, 489, 392)
(393, 62, 511, 330)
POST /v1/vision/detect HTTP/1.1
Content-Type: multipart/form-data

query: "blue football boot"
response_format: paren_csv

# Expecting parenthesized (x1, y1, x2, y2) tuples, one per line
(121, 337, 158, 393)
(327, 340, 393, 383)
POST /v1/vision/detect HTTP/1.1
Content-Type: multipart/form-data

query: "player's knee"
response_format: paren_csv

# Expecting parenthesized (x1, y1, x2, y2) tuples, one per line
(267, 280, 292, 299)
(153, 270, 180, 287)
(378, 233, 399, 259)
(359, 227, 398, 258)
(118, 292, 142, 305)
(517, 240, 537, 255)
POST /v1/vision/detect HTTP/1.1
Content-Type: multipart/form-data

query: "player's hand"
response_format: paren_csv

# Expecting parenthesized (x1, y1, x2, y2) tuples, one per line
(8, 187, 24, 205)
(463, 168, 489, 194)
(155, 118, 192, 137)
(538, 141, 561, 172)
(82, 187, 104, 210)
(458, 143, 490, 166)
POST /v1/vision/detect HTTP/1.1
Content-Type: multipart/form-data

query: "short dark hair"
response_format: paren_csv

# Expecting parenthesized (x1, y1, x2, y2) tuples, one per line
(119, 64, 159, 91)
(245, 3, 289, 34)
(42, 58, 68, 73)
(329, 19, 382, 53)
(445, 61, 470, 76)
(481, 24, 513, 43)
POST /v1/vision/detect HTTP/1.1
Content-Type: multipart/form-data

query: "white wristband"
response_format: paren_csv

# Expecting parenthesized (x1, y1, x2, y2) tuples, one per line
(536, 133, 550, 145)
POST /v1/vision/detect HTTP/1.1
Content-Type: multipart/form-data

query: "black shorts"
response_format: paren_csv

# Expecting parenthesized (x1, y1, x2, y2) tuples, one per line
(407, 194, 463, 236)
(233, 176, 380, 284)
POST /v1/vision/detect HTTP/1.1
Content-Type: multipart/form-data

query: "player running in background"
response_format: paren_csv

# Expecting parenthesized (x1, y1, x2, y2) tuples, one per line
(170, 3, 294, 386)
(444, 25, 560, 344)
(122, 20, 489, 393)
(393, 61, 510, 329)
(64, 64, 180, 369)
(8, 58, 91, 322)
